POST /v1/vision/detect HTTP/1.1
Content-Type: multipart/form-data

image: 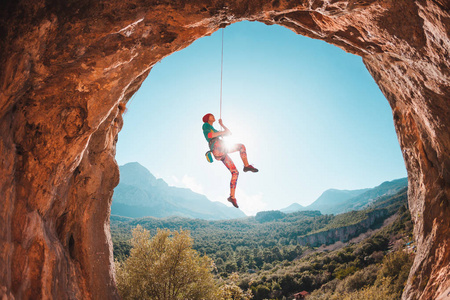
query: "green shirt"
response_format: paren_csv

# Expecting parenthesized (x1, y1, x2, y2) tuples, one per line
(202, 123, 219, 148)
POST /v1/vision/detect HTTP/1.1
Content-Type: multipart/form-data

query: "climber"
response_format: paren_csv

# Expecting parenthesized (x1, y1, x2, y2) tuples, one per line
(202, 113, 258, 208)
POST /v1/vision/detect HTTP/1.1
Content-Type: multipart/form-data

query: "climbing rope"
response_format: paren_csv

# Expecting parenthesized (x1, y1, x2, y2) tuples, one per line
(128, 90, 138, 107)
(219, 28, 224, 129)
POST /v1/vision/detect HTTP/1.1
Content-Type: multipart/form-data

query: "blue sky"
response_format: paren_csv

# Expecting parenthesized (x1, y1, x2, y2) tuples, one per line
(115, 21, 407, 216)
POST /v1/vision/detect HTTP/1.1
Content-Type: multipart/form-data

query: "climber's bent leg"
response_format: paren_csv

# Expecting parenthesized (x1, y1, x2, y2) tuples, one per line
(227, 143, 249, 167)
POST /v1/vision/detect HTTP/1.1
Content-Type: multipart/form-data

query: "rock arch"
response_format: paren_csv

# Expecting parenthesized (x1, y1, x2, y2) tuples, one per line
(0, 0, 449, 299)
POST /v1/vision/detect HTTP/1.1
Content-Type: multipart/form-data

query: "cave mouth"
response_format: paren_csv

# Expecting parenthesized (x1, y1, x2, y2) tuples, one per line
(1, 1, 449, 300)
(115, 20, 407, 217)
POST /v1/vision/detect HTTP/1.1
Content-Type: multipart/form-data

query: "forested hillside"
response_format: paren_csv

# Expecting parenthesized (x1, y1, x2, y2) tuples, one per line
(111, 187, 412, 299)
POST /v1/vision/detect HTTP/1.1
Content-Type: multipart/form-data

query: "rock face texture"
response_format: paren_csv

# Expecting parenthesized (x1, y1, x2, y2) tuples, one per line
(298, 209, 389, 247)
(0, 0, 448, 299)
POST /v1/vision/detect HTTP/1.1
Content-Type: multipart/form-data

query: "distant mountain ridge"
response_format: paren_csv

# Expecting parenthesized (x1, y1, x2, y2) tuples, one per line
(306, 188, 370, 214)
(112, 162, 246, 220)
(281, 177, 408, 215)
(337, 178, 408, 213)
(280, 203, 305, 213)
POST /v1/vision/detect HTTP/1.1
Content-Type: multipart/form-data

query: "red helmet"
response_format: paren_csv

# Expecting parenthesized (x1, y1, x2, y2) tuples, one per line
(202, 113, 213, 123)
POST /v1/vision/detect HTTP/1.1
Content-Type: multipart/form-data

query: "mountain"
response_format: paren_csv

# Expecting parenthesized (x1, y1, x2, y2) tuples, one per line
(306, 188, 370, 214)
(280, 203, 305, 213)
(281, 177, 408, 215)
(280, 189, 368, 214)
(112, 162, 246, 220)
(336, 177, 408, 213)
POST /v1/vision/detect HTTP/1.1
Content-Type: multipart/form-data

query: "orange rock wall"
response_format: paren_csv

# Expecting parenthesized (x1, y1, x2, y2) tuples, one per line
(0, 0, 449, 299)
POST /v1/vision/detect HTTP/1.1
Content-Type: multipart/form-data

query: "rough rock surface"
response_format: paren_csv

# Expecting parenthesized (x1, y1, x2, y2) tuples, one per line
(298, 209, 389, 247)
(0, 0, 449, 299)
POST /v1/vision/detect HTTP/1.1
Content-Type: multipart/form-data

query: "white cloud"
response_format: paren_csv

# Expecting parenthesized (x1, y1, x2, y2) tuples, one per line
(181, 175, 204, 194)
(170, 175, 180, 185)
(234, 190, 267, 216)
(166, 175, 266, 216)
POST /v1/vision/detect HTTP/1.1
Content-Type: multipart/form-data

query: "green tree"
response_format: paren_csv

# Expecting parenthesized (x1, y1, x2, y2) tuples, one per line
(115, 226, 217, 300)
(226, 261, 238, 273)
(216, 273, 253, 300)
(253, 284, 270, 300)
(376, 250, 413, 298)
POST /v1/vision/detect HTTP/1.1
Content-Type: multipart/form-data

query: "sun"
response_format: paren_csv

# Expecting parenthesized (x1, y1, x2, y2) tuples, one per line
(221, 136, 236, 152)
(217, 118, 258, 155)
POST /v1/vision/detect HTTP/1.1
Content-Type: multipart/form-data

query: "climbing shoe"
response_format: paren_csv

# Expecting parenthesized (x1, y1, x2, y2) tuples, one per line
(228, 196, 239, 208)
(243, 165, 259, 172)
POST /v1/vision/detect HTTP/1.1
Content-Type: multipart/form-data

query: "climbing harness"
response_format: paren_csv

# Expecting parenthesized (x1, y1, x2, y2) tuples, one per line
(205, 137, 219, 163)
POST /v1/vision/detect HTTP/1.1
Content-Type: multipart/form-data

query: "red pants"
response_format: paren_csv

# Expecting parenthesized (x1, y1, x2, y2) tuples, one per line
(212, 141, 247, 190)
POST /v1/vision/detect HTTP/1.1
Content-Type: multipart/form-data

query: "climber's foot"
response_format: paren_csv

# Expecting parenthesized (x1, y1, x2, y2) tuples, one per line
(243, 165, 259, 172)
(227, 196, 239, 208)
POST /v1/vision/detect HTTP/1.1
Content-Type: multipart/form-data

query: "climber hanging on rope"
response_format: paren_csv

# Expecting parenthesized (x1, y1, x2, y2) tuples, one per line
(202, 113, 258, 208)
